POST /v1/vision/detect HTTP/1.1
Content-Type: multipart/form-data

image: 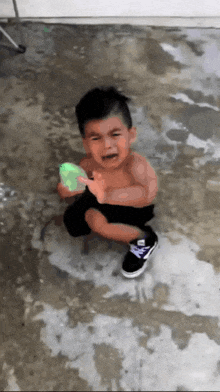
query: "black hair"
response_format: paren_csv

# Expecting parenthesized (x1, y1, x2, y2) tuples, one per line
(75, 86, 132, 138)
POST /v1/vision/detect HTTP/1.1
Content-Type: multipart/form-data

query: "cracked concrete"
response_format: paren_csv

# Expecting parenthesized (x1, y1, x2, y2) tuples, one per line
(0, 21, 220, 391)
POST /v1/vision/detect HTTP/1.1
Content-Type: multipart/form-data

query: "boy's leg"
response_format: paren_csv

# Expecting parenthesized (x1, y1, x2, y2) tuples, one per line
(85, 208, 145, 244)
(85, 208, 158, 278)
(102, 223, 145, 244)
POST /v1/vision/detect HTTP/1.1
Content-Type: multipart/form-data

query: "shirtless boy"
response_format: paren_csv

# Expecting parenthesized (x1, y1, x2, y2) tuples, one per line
(57, 86, 158, 278)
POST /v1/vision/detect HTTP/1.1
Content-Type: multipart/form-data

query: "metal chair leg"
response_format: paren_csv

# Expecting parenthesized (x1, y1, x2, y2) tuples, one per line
(0, 26, 26, 53)
(82, 235, 90, 255)
(0, 0, 26, 53)
(81, 232, 100, 255)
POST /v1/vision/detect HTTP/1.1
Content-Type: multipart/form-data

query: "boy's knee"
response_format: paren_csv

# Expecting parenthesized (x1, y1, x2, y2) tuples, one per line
(85, 208, 108, 234)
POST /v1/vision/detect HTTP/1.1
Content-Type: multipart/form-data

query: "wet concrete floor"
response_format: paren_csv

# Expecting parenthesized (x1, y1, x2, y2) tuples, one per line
(0, 21, 220, 391)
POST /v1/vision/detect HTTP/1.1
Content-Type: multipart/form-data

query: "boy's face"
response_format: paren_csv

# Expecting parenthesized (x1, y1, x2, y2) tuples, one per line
(83, 116, 137, 170)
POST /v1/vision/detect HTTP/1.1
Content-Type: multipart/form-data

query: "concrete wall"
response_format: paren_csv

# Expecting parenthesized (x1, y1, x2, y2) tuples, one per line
(1, 0, 220, 26)
(1, 0, 220, 17)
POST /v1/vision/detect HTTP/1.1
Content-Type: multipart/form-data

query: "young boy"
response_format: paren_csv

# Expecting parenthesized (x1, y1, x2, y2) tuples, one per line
(57, 87, 158, 278)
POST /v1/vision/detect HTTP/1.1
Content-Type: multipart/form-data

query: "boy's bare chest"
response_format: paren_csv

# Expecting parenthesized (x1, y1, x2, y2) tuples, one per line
(86, 159, 135, 189)
(100, 170, 134, 189)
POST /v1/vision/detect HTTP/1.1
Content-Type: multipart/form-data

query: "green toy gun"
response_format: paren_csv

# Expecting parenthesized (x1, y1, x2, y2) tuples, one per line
(59, 162, 88, 192)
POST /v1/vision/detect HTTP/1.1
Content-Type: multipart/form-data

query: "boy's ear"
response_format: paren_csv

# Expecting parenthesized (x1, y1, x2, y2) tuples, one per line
(129, 127, 137, 144)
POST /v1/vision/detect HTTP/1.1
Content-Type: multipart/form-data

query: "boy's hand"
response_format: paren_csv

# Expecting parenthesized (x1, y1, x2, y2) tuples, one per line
(78, 171, 107, 204)
(56, 182, 84, 201)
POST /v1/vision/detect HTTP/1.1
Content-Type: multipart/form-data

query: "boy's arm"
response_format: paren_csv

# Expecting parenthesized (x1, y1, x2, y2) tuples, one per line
(105, 157, 158, 208)
(57, 182, 84, 204)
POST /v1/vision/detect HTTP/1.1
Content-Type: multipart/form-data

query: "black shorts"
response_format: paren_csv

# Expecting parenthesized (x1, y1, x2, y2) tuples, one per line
(63, 186, 155, 237)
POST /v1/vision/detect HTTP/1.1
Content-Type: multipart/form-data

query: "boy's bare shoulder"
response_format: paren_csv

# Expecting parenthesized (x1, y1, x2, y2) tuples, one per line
(130, 151, 149, 167)
(130, 151, 157, 181)
(79, 155, 93, 177)
(131, 151, 145, 162)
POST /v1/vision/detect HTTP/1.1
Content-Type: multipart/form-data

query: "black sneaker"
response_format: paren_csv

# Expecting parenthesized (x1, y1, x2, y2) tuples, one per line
(121, 228, 158, 279)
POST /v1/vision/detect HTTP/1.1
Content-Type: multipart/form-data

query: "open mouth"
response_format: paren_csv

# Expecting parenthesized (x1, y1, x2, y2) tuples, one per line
(102, 154, 118, 160)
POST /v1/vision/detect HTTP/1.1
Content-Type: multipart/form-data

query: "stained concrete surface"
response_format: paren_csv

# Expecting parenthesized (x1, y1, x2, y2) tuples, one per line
(0, 21, 220, 391)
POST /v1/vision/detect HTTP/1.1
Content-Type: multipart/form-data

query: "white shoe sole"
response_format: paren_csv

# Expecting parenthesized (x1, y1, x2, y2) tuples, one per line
(121, 241, 158, 279)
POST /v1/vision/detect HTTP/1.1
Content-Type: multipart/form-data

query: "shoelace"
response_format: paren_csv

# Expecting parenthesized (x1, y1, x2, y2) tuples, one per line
(130, 244, 151, 259)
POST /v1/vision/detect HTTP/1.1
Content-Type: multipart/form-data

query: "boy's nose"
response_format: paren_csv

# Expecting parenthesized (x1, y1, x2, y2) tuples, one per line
(104, 137, 114, 147)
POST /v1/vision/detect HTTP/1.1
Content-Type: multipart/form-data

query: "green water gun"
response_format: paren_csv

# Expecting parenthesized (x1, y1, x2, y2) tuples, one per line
(59, 162, 88, 191)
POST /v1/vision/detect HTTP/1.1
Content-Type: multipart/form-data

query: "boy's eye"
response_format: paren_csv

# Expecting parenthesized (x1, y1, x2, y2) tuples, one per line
(91, 133, 120, 140)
